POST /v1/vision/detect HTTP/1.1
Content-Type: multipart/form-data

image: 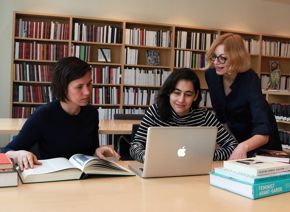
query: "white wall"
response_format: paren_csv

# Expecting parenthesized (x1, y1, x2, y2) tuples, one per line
(1, 0, 290, 144)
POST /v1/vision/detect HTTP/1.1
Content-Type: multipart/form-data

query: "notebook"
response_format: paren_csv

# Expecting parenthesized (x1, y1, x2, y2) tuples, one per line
(128, 126, 217, 178)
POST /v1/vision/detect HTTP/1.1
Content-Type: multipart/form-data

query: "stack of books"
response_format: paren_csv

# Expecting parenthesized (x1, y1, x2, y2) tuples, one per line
(210, 157, 290, 199)
(0, 153, 18, 187)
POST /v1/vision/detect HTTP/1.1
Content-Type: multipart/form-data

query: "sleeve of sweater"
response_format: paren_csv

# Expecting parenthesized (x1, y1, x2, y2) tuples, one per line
(129, 105, 157, 163)
(203, 110, 238, 160)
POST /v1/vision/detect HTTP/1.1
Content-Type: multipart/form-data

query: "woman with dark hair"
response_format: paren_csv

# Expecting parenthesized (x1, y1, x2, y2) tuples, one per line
(205, 33, 281, 160)
(130, 68, 238, 163)
(4, 57, 119, 170)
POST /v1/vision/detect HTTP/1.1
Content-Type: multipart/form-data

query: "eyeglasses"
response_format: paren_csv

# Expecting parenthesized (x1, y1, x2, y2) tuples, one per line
(209, 54, 227, 64)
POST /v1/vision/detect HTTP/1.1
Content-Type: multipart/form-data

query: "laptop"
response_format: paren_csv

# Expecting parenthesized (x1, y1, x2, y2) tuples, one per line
(128, 126, 217, 178)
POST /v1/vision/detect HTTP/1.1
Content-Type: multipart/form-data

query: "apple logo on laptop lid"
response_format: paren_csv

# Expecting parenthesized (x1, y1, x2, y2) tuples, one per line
(177, 146, 186, 157)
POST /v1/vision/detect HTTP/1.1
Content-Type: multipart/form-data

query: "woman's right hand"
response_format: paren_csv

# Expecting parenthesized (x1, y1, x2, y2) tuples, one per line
(6, 150, 42, 171)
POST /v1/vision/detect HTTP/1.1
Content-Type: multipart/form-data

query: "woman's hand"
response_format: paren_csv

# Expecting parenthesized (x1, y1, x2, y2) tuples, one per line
(228, 143, 248, 160)
(6, 150, 42, 171)
(95, 145, 120, 160)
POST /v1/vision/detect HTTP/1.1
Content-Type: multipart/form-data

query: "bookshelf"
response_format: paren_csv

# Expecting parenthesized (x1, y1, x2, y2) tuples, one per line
(260, 34, 290, 131)
(10, 12, 290, 122)
(174, 26, 218, 90)
(71, 17, 123, 117)
(123, 22, 173, 111)
(12, 12, 70, 118)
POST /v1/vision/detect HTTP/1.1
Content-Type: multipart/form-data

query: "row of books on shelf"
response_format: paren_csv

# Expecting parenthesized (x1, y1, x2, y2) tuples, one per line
(14, 63, 51, 82)
(13, 85, 53, 103)
(91, 66, 121, 85)
(14, 41, 69, 61)
(262, 40, 290, 57)
(261, 74, 290, 91)
(175, 50, 205, 69)
(71, 44, 92, 62)
(91, 87, 120, 105)
(12, 106, 37, 118)
(175, 31, 217, 51)
(123, 68, 170, 86)
(16, 19, 70, 40)
(279, 129, 290, 150)
(123, 88, 158, 106)
(125, 28, 171, 47)
(243, 38, 260, 55)
(74, 23, 122, 43)
(124, 47, 138, 65)
(270, 103, 290, 122)
(210, 157, 290, 199)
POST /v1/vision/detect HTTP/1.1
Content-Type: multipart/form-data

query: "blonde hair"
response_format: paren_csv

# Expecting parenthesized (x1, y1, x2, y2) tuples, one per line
(205, 33, 251, 74)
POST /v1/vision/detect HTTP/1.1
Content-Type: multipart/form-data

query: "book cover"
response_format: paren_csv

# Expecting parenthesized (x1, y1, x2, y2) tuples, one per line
(210, 171, 290, 199)
(0, 168, 18, 187)
(146, 50, 160, 66)
(255, 149, 290, 163)
(18, 154, 135, 184)
(223, 157, 290, 177)
(268, 60, 281, 90)
(0, 153, 13, 170)
(98, 48, 111, 62)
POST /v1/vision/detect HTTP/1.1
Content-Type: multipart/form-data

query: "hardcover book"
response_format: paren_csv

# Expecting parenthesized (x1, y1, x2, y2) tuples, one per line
(0, 153, 13, 170)
(223, 157, 290, 177)
(18, 154, 135, 184)
(0, 168, 18, 187)
(210, 171, 290, 199)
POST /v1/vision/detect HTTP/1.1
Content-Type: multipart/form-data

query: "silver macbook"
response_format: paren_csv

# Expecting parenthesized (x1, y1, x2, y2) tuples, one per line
(128, 126, 217, 178)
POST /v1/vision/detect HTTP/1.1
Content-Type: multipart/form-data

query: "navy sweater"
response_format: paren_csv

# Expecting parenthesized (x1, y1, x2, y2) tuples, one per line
(3, 101, 99, 159)
(205, 68, 281, 152)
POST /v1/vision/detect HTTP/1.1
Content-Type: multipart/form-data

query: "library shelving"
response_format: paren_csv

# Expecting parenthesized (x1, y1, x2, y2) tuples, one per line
(12, 12, 70, 118)
(123, 21, 173, 110)
(174, 26, 218, 89)
(71, 16, 123, 110)
(10, 12, 290, 123)
(260, 34, 290, 130)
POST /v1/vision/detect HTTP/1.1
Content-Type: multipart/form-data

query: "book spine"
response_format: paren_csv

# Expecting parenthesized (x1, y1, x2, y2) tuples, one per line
(252, 177, 290, 199)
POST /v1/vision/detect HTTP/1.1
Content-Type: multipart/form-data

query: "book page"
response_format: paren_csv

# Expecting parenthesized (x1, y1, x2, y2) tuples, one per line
(21, 158, 78, 176)
(69, 154, 97, 171)
(69, 154, 134, 175)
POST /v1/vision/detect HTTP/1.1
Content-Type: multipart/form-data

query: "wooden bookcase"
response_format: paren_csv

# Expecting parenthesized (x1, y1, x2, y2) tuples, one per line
(12, 12, 70, 118)
(71, 16, 123, 117)
(123, 21, 173, 112)
(174, 26, 218, 90)
(10, 12, 290, 127)
(260, 34, 290, 133)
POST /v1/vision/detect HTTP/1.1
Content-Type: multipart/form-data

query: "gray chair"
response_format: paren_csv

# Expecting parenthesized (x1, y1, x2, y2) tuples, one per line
(113, 114, 143, 160)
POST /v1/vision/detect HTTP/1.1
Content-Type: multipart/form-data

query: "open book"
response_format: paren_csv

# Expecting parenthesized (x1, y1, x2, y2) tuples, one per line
(18, 154, 135, 183)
